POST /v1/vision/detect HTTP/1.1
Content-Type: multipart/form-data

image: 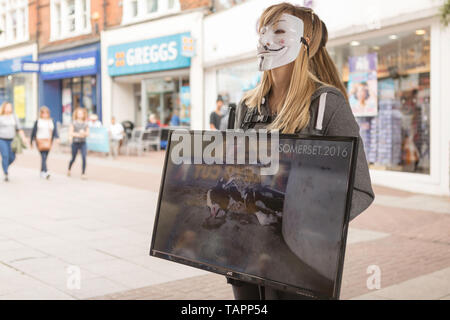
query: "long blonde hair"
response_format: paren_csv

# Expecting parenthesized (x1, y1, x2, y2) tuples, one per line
(0, 101, 13, 116)
(72, 107, 88, 121)
(39, 106, 51, 119)
(242, 3, 347, 133)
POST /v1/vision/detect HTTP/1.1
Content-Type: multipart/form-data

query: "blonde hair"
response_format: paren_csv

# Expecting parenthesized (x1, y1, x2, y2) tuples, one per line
(73, 107, 88, 121)
(242, 3, 347, 133)
(0, 101, 13, 116)
(39, 106, 51, 118)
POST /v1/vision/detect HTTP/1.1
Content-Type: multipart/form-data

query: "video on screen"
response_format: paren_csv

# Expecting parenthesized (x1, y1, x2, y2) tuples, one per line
(152, 131, 355, 298)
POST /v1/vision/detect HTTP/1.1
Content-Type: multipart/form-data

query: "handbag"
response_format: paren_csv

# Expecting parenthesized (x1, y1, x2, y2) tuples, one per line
(36, 138, 52, 151)
(36, 120, 53, 151)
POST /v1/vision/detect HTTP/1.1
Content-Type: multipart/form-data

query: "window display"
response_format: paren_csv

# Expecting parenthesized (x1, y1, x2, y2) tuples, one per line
(142, 76, 190, 127)
(0, 73, 34, 128)
(216, 60, 260, 107)
(329, 27, 431, 174)
(61, 75, 97, 124)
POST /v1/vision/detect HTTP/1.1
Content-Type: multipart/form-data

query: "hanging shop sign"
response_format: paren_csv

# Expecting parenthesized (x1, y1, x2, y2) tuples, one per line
(0, 55, 40, 76)
(107, 32, 193, 77)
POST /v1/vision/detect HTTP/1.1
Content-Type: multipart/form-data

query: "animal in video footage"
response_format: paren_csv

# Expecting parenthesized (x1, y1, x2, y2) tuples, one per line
(205, 178, 245, 228)
(205, 177, 284, 228)
(244, 185, 283, 226)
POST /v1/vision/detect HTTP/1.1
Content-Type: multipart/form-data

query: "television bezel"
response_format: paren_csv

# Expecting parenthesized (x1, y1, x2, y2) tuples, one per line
(149, 130, 359, 300)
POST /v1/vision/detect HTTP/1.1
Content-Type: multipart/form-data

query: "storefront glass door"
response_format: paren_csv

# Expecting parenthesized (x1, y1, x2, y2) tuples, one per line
(141, 76, 190, 128)
(61, 76, 97, 125)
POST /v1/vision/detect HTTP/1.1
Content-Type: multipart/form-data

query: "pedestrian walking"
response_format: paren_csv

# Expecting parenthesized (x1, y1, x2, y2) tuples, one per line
(30, 106, 59, 179)
(109, 116, 124, 158)
(228, 3, 374, 300)
(68, 107, 89, 179)
(0, 101, 27, 182)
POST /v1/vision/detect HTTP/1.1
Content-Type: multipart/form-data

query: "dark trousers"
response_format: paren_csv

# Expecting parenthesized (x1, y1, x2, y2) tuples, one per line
(68, 142, 87, 174)
(40, 150, 49, 172)
(0, 138, 15, 175)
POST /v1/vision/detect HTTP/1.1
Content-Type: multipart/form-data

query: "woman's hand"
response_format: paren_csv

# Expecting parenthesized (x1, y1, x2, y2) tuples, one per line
(18, 130, 29, 148)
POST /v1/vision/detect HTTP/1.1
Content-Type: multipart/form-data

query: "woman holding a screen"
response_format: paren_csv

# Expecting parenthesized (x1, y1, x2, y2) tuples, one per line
(229, 2, 375, 299)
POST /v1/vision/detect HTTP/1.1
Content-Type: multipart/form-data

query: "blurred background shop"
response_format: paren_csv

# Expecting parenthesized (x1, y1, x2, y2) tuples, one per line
(203, 0, 449, 196)
(38, 43, 102, 125)
(0, 52, 39, 130)
(101, 1, 205, 130)
(0, 0, 39, 130)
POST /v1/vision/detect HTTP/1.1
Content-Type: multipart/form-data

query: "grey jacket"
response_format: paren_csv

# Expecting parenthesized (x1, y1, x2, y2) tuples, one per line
(234, 86, 375, 220)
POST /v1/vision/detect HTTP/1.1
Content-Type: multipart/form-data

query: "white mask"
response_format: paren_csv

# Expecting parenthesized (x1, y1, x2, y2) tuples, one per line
(257, 13, 305, 71)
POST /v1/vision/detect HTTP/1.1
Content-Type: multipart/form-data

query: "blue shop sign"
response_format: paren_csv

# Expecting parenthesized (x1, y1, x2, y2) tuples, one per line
(40, 50, 98, 80)
(0, 55, 39, 76)
(107, 32, 193, 77)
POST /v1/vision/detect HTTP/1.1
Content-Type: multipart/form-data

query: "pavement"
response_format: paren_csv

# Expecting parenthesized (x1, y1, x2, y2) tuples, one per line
(0, 148, 449, 300)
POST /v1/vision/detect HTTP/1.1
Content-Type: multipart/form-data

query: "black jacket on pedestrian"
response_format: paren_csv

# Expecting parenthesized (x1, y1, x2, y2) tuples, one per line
(30, 119, 59, 145)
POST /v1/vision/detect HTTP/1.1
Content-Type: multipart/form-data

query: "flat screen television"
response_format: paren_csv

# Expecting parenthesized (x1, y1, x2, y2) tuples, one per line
(150, 130, 358, 299)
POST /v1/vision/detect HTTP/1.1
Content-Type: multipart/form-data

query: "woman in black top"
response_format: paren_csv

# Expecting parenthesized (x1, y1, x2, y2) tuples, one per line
(30, 106, 58, 179)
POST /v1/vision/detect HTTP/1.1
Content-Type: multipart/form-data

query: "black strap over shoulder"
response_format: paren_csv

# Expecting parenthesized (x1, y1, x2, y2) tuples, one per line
(227, 103, 237, 130)
(240, 107, 274, 130)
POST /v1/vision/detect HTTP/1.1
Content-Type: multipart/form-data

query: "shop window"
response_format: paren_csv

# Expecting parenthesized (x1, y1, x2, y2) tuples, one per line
(146, 0, 158, 13)
(81, 0, 89, 30)
(130, 0, 138, 17)
(67, 0, 76, 32)
(0, 73, 34, 128)
(216, 60, 261, 107)
(61, 76, 97, 125)
(0, 0, 28, 47)
(214, 0, 248, 12)
(50, 0, 91, 41)
(328, 27, 431, 174)
(122, 0, 180, 25)
(141, 76, 190, 127)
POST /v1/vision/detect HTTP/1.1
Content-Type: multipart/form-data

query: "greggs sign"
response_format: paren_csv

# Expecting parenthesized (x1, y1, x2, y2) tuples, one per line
(107, 32, 193, 77)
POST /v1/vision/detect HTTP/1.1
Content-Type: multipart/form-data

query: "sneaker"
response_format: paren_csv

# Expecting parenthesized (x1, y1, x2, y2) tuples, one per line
(4, 175, 8, 182)
(40, 172, 46, 179)
(67, 170, 71, 177)
(81, 174, 87, 180)
(45, 172, 51, 180)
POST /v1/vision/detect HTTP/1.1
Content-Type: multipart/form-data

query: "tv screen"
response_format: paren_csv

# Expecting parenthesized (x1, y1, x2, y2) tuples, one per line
(150, 130, 358, 299)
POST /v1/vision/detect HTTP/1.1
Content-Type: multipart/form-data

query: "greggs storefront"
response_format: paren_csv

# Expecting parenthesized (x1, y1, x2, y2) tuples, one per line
(106, 32, 192, 128)
(101, 11, 204, 130)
